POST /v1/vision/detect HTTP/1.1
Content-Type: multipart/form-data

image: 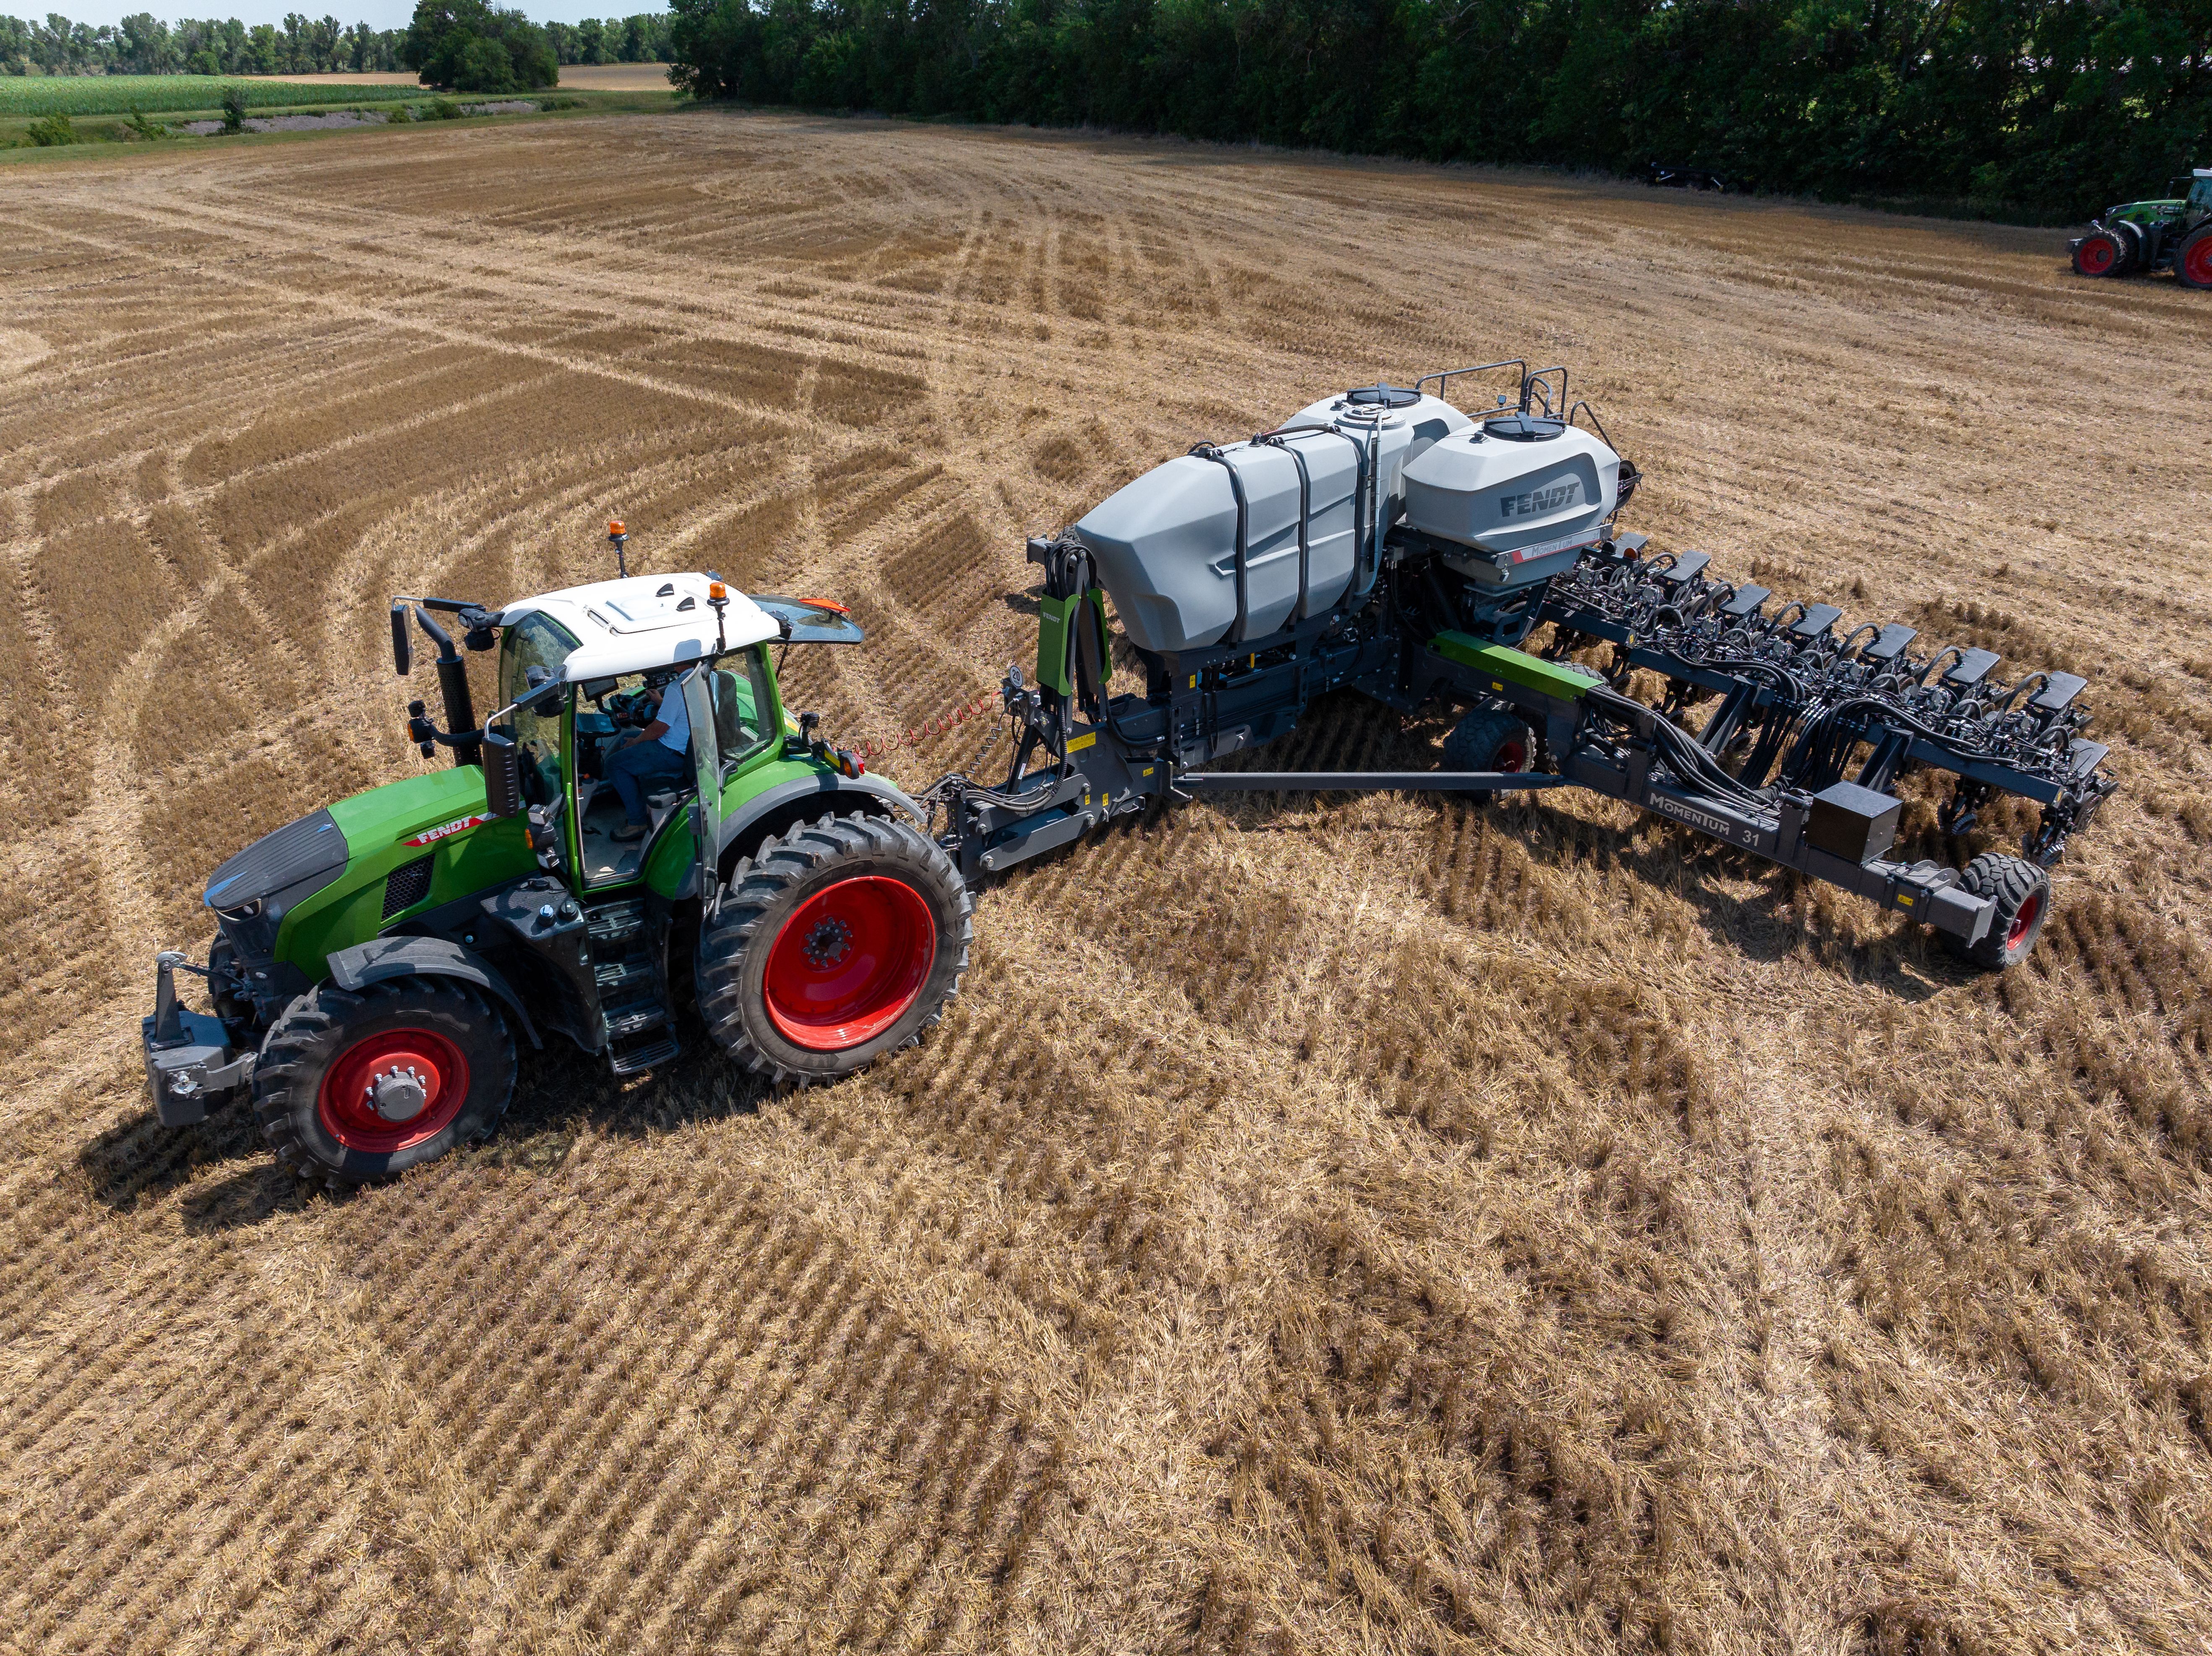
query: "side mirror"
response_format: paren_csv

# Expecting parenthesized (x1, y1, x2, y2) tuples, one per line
(390, 602, 412, 677)
(483, 728, 523, 818)
(516, 676, 564, 712)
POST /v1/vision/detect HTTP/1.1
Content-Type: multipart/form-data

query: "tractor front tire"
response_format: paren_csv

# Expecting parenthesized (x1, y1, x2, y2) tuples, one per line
(1444, 708, 1534, 775)
(2177, 227, 2212, 290)
(1940, 852, 2051, 971)
(252, 978, 516, 1188)
(697, 811, 972, 1086)
(2072, 229, 2126, 278)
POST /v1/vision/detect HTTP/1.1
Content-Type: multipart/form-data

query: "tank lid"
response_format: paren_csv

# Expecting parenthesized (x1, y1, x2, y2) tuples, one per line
(1483, 412, 1566, 442)
(1345, 383, 1421, 409)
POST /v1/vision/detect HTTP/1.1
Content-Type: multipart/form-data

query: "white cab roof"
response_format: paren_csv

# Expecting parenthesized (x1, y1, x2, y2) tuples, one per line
(499, 573, 779, 682)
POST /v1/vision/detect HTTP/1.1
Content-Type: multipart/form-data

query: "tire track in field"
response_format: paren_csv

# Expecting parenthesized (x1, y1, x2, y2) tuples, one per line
(6, 112, 2212, 1656)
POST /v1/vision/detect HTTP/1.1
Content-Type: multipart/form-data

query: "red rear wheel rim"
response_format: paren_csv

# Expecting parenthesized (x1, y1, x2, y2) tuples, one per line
(764, 876, 936, 1052)
(2186, 238, 2212, 286)
(1495, 738, 1528, 773)
(2006, 891, 2042, 950)
(318, 1028, 470, 1153)
(2079, 237, 2115, 275)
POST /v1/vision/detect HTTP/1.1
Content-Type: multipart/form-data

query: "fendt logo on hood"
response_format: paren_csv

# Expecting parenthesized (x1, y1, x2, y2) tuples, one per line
(1500, 479, 1581, 518)
(403, 812, 491, 847)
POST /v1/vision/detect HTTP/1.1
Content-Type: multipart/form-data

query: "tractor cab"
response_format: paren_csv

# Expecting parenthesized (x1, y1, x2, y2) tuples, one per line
(490, 574, 785, 891)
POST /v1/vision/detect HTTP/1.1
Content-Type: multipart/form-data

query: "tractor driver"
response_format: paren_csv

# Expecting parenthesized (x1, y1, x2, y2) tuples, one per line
(605, 673, 691, 842)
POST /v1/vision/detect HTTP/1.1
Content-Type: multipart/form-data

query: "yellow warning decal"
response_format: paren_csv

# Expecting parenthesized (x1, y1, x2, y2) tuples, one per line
(1894, 893, 1915, 909)
(1067, 732, 1096, 752)
(1188, 674, 1197, 689)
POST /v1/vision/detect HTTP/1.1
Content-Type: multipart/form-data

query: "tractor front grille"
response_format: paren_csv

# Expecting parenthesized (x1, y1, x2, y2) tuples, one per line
(381, 854, 435, 920)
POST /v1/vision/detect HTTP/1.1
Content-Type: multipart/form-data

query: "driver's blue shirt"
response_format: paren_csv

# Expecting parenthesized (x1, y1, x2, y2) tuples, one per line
(654, 681, 690, 753)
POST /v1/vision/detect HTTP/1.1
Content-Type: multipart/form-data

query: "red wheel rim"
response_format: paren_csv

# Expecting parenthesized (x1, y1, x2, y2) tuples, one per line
(764, 876, 936, 1052)
(2006, 891, 2042, 950)
(2185, 238, 2212, 286)
(317, 1028, 470, 1153)
(2078, 237, 2116, 276)
(1495, 738, 1528, 773)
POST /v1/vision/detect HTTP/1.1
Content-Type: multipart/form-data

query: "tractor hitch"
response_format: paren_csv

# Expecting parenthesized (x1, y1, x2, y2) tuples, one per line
(142, 950, 256, 1127)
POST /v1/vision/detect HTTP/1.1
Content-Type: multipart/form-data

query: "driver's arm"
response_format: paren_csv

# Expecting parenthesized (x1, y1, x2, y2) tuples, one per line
(641, 683, 686, 745)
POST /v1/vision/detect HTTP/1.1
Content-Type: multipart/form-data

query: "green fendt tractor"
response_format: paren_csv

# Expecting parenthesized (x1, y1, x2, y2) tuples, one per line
(143, 535, 971, 1188)
(2070, 168, 2212, 286)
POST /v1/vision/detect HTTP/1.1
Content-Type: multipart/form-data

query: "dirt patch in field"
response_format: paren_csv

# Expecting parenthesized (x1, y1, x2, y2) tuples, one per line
(3, 112, 2211, 1655)
(176, 109, 391, 133)
(243, 62, 673, 90)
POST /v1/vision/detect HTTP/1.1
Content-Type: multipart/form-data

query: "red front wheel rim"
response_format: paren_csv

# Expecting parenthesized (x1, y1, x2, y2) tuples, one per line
(2186, 240, 2212, 285)
(2079, 239, 2115, 275)
(2007, 891, 2043, 950)
(764, 876, 937, 1052)
(318, 1028, 470, 1153)
(1495, 739, 1528, 773)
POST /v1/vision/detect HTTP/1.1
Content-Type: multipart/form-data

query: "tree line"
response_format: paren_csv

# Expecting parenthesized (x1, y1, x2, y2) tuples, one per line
(664, 0, 2212, 222)
(0, 8, 673, 77)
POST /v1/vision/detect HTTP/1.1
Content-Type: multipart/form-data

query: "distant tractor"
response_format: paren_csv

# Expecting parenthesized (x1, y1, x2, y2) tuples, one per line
(2070, 169, 2212, 286)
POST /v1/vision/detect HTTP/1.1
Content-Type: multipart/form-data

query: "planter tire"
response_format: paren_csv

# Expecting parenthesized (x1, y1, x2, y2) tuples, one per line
(1940, 852, 2051, 971)
(1444, 708, 1534, 773)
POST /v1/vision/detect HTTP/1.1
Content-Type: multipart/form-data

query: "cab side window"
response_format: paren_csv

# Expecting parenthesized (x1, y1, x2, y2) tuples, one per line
(706, 647, 777, 776)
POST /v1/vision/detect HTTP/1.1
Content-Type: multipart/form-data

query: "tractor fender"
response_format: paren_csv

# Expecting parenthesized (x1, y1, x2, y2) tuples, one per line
(717, 772, 927, 874)
(323, 935, 543, 1049)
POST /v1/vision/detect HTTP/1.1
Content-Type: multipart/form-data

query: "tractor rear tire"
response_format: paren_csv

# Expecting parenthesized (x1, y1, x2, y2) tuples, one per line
(1940, 852, 2051, 971)
(1443, 708, 1534, 775)
(697, 811, 972, 1086)
(252, 978, 516, 1188)
(2177, 227, 2212, 290)
(2072, 230, 2126, 278)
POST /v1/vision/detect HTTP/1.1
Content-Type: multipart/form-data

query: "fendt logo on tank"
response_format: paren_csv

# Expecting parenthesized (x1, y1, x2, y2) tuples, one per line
(402, 812, 492, 847)
(1500, 479, 1581, 518)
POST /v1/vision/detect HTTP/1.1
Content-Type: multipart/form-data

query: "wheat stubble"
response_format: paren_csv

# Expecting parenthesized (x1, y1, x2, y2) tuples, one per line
(3, 111, 2209, 1655)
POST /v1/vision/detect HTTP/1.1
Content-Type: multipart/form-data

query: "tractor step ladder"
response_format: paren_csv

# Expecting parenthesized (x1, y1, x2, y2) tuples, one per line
(584, 897, 679, 1075)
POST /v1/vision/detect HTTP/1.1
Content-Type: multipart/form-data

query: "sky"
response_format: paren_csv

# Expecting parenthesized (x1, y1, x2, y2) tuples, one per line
(24, 0, 666, 31)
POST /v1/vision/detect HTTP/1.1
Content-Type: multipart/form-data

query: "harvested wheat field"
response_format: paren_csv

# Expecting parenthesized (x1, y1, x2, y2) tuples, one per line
(3, 109, 2212, 1656)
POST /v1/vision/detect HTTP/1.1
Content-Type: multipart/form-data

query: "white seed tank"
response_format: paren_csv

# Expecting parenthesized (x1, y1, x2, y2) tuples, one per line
(1072, 386, 1471, 654)
(1071, 384, 1620, 654)
(1399, 413, 1621, 559)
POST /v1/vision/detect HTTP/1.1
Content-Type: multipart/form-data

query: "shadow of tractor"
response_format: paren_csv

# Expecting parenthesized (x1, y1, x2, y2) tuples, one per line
(78, 1021, 774, 1232)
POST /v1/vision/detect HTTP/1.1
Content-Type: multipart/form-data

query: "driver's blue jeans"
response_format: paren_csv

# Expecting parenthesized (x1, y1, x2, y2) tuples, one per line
(605, 739, 689, 825)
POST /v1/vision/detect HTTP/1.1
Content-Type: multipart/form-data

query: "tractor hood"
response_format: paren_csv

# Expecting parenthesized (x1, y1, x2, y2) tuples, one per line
(200, 766, 539, 1023)
(204, 809, 350, 912)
